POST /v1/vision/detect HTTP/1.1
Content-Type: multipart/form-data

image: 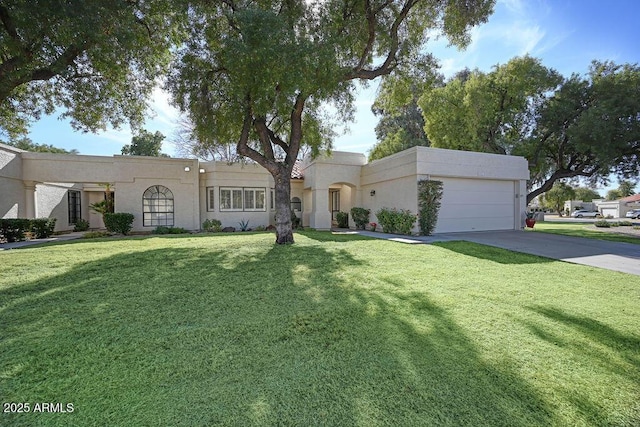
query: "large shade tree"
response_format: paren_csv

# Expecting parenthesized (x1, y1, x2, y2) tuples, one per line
(0, 0, 181, 138)
(168, 0, 495, 244)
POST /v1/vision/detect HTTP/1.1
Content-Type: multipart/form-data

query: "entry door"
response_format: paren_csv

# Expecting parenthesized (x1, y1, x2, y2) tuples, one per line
(330, 190, 340, 223)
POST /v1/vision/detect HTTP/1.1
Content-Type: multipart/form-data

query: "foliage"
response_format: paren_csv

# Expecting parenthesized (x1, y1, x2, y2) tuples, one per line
(350, 207, 370, 230)
(202, 218, 222, 232)
(0, 0, 181, 138)
(291, 212, 302, 230)
(103, 213, 134, 235)
(418, 57, 640, 203)
(417, 180, 443, 235)
(3, 233, 638, 425)
(73, 218, 90, 232)
(89, 184, 115, 217)
(4, 137, 79, 154)
(29, 218, 57, 238)
(152, 226, 188, 235)
(121, 130, 169, 157)
(0, 218, 30, 242)
(573, 187, 601, 202)
(606, 180, 637, 200)
(376, 207, 416, 235)
(541, 182, 575, 216)
(238, 219, 250, 232)
(167, 0, 494, 244)
(594, 220, 611, 228)
(336, 212, 349, 229)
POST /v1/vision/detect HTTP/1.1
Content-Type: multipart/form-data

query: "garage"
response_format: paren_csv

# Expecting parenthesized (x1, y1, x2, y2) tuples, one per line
(434, 177, 517, 233)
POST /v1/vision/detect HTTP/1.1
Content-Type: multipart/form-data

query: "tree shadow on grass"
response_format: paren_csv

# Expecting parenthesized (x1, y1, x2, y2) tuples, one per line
(1, 239, 556, 426)
(432, 241, 555, 265)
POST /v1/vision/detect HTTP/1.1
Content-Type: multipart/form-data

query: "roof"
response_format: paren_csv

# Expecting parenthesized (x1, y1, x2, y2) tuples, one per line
(620, 193, 640, 203)
(291, 161, 304, 179)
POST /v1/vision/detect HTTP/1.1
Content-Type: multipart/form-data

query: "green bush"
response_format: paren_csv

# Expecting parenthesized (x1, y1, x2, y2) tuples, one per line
(291, 212, 302, 230)
(103, 213, 134, 235)
(202, 218, 222, 232)
(417, 180, 443, 236)
(375, 207, 416, 235)
(30, 218, 57, 238)
(350, 207, 370, 230)
(618, 220, 633, 227)
(594, 220, 611, 228)
(0, 219, 31, 242)
(73, 218, 90, 232)
(336, 211, 349, 228)
(153, 226, 188, 235)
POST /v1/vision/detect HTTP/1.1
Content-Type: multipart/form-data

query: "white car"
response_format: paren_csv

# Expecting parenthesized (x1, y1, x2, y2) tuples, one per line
(626, 209, 640, 219)
(571, 209, 601, 218)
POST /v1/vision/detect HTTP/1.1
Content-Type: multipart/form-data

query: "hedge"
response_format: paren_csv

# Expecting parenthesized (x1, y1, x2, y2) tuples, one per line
(0, 218, 57, 243)
(103, 213, 135, 235)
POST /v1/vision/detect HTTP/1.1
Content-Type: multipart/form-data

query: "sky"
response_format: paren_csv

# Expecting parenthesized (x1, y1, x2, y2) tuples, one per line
(25, 0, 640, 191)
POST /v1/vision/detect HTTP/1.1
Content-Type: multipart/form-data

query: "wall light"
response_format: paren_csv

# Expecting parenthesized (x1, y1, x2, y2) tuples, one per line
(184, 166, 191, 172)
(370, 190, 376, 196)
(199, 168, 206, 174)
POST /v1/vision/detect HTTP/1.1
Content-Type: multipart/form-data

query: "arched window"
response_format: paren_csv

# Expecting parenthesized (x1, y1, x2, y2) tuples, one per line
(291, 196, 302, 212)
(143, 185, 174, 227)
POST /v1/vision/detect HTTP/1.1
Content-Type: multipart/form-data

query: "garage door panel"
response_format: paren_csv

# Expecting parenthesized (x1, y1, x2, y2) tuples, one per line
(433, 178, 516, 233)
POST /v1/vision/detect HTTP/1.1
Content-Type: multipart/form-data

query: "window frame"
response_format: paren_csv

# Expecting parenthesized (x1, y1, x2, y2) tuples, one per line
(68, 190, 81, 225)
(219, 187, 244, 211)
(219, 187, 267, 212)
(142, 185, 175, 227)
(207, 187, 215, 211)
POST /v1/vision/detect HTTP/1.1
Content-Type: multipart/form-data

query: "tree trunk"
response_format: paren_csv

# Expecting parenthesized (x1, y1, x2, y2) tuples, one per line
(273, 173, 294, 244)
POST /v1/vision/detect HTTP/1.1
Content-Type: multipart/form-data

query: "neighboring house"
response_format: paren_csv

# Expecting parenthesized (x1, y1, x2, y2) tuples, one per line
(564, 200, 603, 214)
(595, 194, 640, 218)
(1, 143, 529, 234)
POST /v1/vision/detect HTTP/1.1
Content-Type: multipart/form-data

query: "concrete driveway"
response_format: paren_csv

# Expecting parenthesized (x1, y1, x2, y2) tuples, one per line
(352, 230, 640, 276)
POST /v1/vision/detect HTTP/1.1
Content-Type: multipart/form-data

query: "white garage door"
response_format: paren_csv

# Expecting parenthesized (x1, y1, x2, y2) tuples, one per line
(434, 178, 516, 233)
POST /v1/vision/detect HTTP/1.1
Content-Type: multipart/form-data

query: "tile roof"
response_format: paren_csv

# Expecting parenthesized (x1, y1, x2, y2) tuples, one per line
(291, 161, 304, 179)
(620, 193, 640, 202)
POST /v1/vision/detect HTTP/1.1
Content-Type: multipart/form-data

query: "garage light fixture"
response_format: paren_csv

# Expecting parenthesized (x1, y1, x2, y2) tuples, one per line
(370, 190, 376, 196)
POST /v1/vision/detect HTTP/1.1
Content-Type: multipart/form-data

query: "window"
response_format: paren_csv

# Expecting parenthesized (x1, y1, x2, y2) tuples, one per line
(220, 188, 243, 211)
(143, 185, 174, 227)
(68, 190, 81, 225)
(220, 187, 266, 212)
(291, 197, 302, 212)
(207, 187, 215, 211)
(270, 189, 275, 211)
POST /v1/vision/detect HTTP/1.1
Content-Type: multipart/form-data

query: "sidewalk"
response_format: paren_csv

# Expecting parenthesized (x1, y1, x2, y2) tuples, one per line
(0, 232, 85, 250)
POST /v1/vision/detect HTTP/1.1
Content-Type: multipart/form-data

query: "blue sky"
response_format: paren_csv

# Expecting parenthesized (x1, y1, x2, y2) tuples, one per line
(26, 0, 640, 190)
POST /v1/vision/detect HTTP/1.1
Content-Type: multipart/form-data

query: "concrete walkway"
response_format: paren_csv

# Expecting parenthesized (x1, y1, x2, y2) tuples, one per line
(0, 232, 85, 250)
(344, 229, 640, 276)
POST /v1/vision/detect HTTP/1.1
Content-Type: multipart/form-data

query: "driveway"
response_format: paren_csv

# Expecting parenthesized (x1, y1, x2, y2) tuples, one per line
(351, 230, 640, 276)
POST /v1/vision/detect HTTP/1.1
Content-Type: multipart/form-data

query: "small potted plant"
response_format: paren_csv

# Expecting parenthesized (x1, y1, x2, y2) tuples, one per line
(525, 211, 536, 228)
(369, 222, 377, 232)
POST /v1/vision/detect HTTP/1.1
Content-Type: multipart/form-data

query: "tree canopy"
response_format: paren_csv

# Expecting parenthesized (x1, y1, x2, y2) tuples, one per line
(121, 130, 168, 157)
(415, 57, 640, 203)
(541, 182, 575, 216)
(0, 0, 181, 139)
(168, 0, 495, 243)
(4, 137, 78, 154)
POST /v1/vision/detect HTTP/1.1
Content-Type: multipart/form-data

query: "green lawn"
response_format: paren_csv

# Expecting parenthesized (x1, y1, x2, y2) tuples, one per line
(531, 221, 640, 245)
(1, 232, 639, 426)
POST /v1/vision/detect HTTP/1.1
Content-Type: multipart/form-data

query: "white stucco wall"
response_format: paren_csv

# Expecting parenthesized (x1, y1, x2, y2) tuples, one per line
(0, 143, 25, 218)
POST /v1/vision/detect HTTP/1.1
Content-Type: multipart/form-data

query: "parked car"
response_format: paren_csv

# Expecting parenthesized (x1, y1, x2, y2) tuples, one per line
(626, 209, 640, 219)
(571, 209, 601, 218)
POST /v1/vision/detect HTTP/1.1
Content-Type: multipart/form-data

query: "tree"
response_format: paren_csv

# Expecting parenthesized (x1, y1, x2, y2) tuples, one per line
(0, 0, 180, 139)
(171, 116, 242, 163)
(4, 137, 78, 154)
(606, 180, 637, 200)
(541, 182, 575, 216)
(573, 187, 601, 202)
(419, 58, 640, 204)
(168, 0, 495, 244)
(121, 130, 169, 157)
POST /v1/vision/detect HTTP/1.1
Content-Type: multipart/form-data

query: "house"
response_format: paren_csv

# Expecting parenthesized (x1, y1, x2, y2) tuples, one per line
(595, 194, 640, 218)
(1, 143, 529, 234)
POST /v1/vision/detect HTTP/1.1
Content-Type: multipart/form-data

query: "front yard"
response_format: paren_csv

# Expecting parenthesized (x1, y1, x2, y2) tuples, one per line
(531, 221, 640, 244)
(1, 232, 639, 426)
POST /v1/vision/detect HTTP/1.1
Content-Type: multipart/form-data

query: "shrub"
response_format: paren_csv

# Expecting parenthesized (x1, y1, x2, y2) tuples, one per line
(73, 218, 90, 232)
(618, 220, 633, 227)
(202, 218, 222, 232)
(594, 220, 611, 228)
(350, 207, 370, 230)
(29, 218, 57, 239)
(103, 212, 134, 235)
(152, 226, 188, 234)
(291, 212, 302, 230)
(0, 218, 31, 242)
(418, 180, 443, 236)
(376, 207, 416, 235)
(336, 211, 349, 228)
(83, 231, 111, 239)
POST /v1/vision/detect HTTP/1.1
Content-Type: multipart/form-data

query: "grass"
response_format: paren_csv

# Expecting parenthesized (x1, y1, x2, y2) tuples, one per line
(1, 231, 639, 426)
(530, 221, 640, 245)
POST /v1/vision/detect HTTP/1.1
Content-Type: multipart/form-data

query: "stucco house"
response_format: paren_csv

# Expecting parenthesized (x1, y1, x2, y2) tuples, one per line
(595, 194, 640, 218)
(1, 142, 529, 234)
